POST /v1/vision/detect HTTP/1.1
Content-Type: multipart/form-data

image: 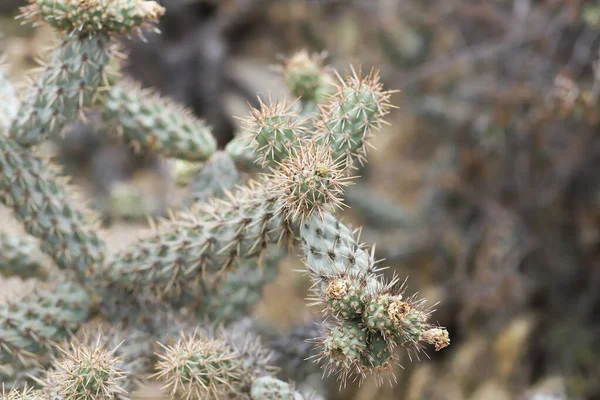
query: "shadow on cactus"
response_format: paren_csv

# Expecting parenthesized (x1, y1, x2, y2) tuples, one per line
(0, 2, 448, 398)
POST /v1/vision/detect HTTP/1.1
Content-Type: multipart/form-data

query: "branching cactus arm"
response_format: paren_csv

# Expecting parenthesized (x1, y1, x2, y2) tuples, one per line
(104, 80, 217, 161)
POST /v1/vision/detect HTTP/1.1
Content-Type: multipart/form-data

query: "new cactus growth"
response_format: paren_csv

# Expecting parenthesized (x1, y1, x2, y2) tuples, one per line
(0, 1, 449, 397)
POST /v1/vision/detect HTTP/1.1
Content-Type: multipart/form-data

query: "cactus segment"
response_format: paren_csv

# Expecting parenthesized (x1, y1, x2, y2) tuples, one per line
(103, 181, 292, 299)
(250, 376, 304, 400)
(153, 327, 276, 399)
(0, 282, 93, 375)
(281, 50, 333, 107)
(241, 99, 305, 169)
(188, 151, 241, 204)
(202, 250, 282, 323)
(0, 139, 106, 280)
(0, 232, 46, 280)
(316, 67, 394, 171)
(300, 212, 449, 383)
(21, 0, 165, 36)
(269, 141, 353, 223)
(103, 81, 217, 161)
(40, 334, 128, 400)
(0, 67, 19, 135)
(10, 34, 113, 147)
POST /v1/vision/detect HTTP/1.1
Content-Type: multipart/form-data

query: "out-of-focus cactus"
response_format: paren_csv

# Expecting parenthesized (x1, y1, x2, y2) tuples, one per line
(0, 65, 19, 135)
(9, 34, 113, 146)
(21, 0, 164, 35)
(251, 376, 304, 400)
(0, 232, 45, 279)
(280, 50, 333, 115)
(0, 282, 93, 384)
(201, 250, 282, 323)
(0, 138, 106, 281)
(104, 81, 217, 161)
(187, 151, 241, 204)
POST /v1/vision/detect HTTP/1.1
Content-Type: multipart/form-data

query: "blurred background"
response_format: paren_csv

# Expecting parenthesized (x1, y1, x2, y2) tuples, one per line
(1, 0, 600, 399)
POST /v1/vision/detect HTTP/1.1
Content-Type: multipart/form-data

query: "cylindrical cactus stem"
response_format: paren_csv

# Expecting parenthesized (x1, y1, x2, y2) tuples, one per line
(102, 180, 292, 300)
(254, 320, 323, 383)
(103, 80, 217, 161)
(0, 66, 19, 135)
(225, 134, 262, 173)
(200, 250, 282, 323)
(279, 50, 333, 112)
(153, 326, 277, 399)
(20, 0, 165, 36)
(316, 66, 394, 171)
(0, 281, 93, 380)
(251, 376, 305, 400)
(0, 232, 46, 280)
(187, 151, 241, 204)
(9, 34, 114, 146)
(0, 138, 106, 281)
(312, 320, 367, 384)
(240, 98, 306, 169)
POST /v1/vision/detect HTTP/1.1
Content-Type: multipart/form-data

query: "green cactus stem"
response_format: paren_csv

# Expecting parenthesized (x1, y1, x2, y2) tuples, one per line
(0, 66, 19, 135)
(0, 282, 93, 380)
(103, 81, 217, 161)
(21, 0, 165, 36)
(316, 67, 394, 171)
(0, 232, 46, 280)
(0, 138, 106, 281)
(250, 376, 304, 400)
(10, 34, 114, 147)
(201, 250, 282, 323)
(102, 181, 292, 300)
(187, 151, 241, 204)
(240, 98, 306, 169)
(300, 212, 449, 383)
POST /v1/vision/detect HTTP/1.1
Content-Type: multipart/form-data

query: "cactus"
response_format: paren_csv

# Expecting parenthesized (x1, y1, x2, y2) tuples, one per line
(154, 326, 276, 399)
(9, 34, 113, 146)
(21, 0, 164, 35)
(201, 251, 282, 323)
(251, 376, 304, 400)
(0, 138, 106, 281)
(280, 50, 332, 109)
(0, 281, 93, 384)
(0, 1, 450, 397)
(103, 80, 217, 161)
(0, 232, 46, 280)
(187, 151, 241, 204)
(0, 66, 19, 135)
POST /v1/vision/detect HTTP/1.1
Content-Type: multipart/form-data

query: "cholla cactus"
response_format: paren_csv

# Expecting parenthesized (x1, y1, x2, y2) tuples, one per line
(0, 2, 449, 398)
